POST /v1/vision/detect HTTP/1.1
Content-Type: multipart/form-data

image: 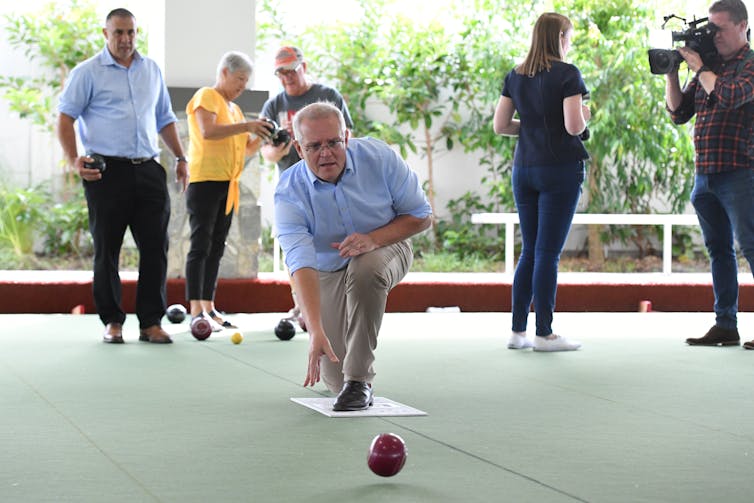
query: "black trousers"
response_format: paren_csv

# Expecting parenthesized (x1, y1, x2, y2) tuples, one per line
(83, 158, 170, 328)
(185, 181, 233, 301)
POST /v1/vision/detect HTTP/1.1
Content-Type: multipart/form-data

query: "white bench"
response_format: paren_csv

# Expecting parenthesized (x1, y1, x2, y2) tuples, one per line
(471, 213, 700, 275)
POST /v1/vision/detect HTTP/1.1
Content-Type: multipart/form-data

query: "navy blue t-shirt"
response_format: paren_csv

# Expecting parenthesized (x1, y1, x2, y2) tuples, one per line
(501, 61, 589, 166)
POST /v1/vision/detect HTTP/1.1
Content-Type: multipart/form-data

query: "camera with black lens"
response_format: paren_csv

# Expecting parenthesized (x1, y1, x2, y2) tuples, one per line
(648, 14, 718, 75)
(261, 117, 291, 147)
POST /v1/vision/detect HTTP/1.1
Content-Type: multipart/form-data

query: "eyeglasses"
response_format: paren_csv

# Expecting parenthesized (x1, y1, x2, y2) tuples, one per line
(302, 139, 345, 154)
(274, 64, 301, 77)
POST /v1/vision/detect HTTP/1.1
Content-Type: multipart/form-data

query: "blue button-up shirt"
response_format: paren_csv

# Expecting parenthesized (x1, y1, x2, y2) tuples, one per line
(57, 47, 177, 158)
(274, 137, 432, 274)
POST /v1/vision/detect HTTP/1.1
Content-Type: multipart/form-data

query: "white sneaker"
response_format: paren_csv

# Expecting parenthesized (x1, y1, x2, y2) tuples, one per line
(195, 312, 223, 332)
(508, 332, 534, 349)
(286, 305, 301, 319)
(533, 335, 581, 352)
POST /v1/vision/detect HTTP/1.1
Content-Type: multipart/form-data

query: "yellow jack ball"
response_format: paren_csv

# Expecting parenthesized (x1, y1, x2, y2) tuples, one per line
(231, 332, 243, 344)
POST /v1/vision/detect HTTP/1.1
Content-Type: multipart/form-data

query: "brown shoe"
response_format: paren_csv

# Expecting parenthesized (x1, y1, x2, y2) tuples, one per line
(744, 340, 754, 350)
(103, 322, 124, 344)
(686, 326, 740, 346)
(139, 325, 173, 344)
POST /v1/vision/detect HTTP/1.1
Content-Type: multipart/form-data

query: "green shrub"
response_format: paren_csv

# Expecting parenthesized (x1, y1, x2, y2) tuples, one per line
(0, 185, 46, 256)
(40, 191, 91, 257)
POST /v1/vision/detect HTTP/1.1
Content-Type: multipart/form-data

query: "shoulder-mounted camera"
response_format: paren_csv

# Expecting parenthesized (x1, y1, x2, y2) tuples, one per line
(647, 14, 719, 75)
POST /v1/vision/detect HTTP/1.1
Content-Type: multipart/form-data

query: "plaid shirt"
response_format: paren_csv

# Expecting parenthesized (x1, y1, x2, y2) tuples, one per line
(670, 44, 754, 173)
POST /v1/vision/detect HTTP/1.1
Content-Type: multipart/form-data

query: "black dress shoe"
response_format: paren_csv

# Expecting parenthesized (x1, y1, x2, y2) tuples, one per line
(686, 326, 740, 346)
(333, 380, 373, 411)
(103, 323, 124, 344)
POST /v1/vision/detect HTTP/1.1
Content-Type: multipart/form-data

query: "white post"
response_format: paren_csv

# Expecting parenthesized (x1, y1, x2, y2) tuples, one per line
(663, 223, 672, 274)
(505, 220, 515, 275)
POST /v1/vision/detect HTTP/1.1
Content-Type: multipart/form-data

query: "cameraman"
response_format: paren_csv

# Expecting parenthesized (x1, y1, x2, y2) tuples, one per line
(261, 46, 354, 330)
(665, 0, 754, 349)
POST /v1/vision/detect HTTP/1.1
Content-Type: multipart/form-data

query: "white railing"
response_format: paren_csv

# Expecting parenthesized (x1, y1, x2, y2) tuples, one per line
(471, 212, 700, 275)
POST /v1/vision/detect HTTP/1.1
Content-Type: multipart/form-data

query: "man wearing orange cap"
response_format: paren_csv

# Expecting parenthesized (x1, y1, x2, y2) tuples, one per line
(262, 46, 354, 328)
(261, 46, 353, 172)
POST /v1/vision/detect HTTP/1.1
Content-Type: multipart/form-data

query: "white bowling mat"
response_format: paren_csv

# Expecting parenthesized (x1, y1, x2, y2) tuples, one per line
(290, 396, 427, 418)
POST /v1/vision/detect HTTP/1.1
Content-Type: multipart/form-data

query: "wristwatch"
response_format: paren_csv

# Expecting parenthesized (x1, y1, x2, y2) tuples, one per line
(176, 156, 188, 163)
(697, 65, 712, 74)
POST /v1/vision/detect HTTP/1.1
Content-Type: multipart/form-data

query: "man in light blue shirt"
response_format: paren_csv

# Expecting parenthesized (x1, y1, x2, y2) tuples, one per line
(275, 102, 432, 411)
(57, 8, 188, 345)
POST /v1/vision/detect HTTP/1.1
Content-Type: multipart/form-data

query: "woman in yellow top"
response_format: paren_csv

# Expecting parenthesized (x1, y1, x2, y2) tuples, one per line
(185, 51, 272, 329)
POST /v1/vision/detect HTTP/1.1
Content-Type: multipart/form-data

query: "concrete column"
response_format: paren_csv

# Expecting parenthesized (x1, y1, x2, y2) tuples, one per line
(158, 0, 263, 281)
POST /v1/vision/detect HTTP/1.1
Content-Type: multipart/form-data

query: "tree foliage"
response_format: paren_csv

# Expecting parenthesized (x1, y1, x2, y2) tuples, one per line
(297, 0, 540, 238)
(257, 0, 697, 259)
(556, 0, 696, 258)
(445, 0, 540, 213)
(0, 0, 103, 131)
(560, 0, 695, 214)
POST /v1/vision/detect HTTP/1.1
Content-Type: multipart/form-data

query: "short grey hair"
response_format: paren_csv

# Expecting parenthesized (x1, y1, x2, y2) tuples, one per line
(217, 51, 253, 78)
(292, 102, 346, 142)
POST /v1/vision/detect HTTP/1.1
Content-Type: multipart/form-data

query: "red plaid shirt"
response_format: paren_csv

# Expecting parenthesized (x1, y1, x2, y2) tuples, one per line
(670, 44, 754, 173)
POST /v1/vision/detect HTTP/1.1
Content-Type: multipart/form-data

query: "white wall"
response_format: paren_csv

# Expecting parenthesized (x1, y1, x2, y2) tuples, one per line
(162, 0, 256, 88)
(0, 0, 58, 187)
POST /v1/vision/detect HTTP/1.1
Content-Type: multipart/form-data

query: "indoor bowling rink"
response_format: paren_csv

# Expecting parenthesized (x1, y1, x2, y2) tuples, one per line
(2, 310, 754, 502)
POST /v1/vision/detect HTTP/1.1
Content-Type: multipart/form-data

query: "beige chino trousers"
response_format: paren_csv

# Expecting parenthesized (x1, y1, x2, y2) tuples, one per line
(318, 240, 413, 393)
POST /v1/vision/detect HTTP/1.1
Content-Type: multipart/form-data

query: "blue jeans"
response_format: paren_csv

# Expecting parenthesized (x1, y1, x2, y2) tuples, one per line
(691, 169, 754, 329)
(512, 161, 584, 336)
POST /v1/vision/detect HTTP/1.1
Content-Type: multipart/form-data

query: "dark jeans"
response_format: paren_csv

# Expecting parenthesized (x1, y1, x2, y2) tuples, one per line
(691, 169, 754, 329)
(83, 158, 170, 328)
(512, 161, 584, 336)
(185, 181, 233, 301)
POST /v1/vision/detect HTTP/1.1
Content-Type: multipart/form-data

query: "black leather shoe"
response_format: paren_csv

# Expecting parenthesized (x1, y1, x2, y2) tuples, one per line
(686, 326, 740, 346)
(102, 323, 124, 344)
(333, 380, 373, 411)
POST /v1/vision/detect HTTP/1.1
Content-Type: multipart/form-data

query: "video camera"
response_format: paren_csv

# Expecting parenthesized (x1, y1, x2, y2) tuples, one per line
(647, 14, 718, 75)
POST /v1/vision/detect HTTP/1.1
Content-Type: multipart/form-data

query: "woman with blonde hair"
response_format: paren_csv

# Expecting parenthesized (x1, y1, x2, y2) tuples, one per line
(185, 51, 273, 330)
(493, 13, 591, 352)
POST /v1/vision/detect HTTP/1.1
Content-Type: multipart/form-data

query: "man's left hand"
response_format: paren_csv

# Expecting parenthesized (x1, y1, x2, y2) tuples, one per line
(332, 233, 377, 258)
(678, 47, 703, 72)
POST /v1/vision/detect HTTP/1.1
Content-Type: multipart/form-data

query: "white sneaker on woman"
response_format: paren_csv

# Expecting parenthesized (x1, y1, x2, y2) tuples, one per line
(533, 335, 581, 352)
(192, 312, 223, 332)
(508, 332, 534, 349)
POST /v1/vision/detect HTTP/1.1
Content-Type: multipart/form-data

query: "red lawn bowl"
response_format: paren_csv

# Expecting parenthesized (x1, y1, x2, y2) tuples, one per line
(190, 317, 212, 341)
(367, 433, 407, 477)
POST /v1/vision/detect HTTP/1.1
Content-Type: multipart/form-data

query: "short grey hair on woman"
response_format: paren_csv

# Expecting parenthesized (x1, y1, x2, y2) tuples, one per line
(292, 101, 346, 142)
(217, 51, 253, 78)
